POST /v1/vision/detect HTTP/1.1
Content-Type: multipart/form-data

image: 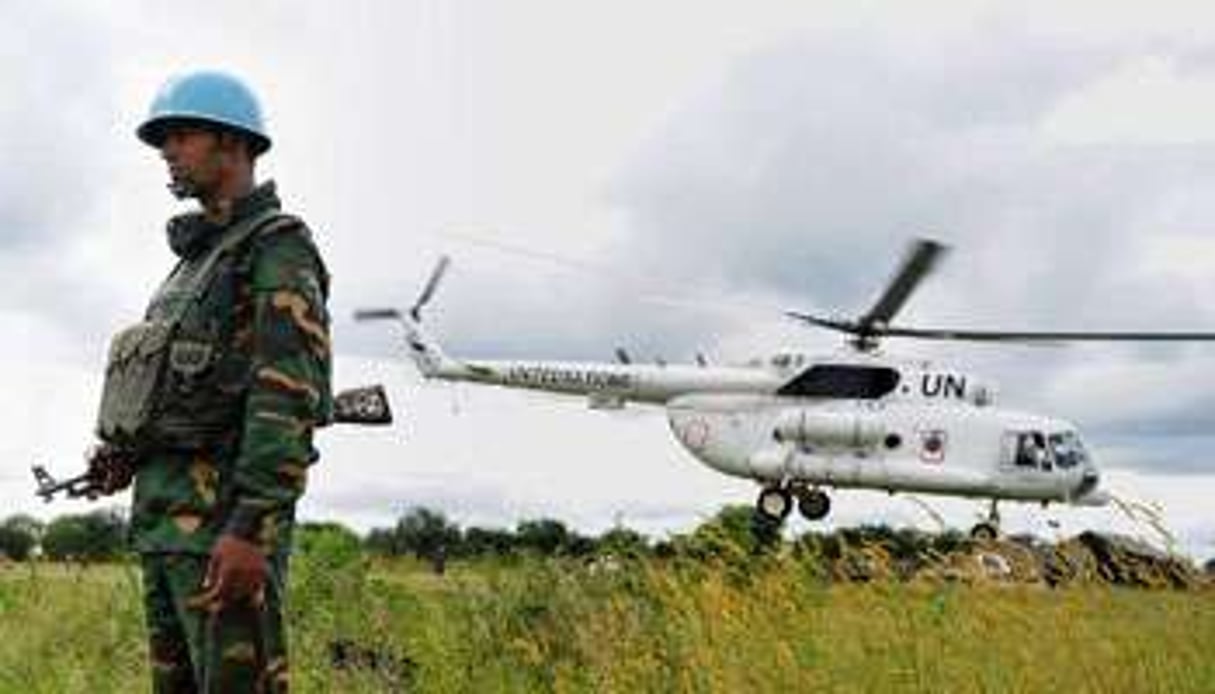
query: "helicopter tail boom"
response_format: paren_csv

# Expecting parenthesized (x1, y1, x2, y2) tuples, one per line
(400, 313, 462, 378)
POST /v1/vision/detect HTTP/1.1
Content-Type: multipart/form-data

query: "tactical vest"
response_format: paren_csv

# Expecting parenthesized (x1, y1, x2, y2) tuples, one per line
(96, 208, 305, 450)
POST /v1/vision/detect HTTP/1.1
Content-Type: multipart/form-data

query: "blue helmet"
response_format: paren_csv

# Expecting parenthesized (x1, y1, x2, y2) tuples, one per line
(137, 70, 271, 155)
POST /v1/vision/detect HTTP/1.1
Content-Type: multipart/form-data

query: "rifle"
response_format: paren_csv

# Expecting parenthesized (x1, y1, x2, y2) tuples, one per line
(32, 464, 106, 503)
(33, 384, 395, 503)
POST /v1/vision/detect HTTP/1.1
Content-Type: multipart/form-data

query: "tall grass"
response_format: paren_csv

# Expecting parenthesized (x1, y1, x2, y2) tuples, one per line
(1, 547, 1212, 692)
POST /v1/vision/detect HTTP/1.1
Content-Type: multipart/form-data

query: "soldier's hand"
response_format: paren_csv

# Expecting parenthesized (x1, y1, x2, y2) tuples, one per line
(85, 443, 136, 496)
(196, 534, 267, 612)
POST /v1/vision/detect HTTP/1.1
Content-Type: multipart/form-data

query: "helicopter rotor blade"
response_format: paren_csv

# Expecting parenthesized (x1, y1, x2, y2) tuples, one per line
(877, 326, 1215, 342)
(410, 255, 451, 320)
(858, 238, 948, 330)
(354, 308, 404, 322)
(784, 310, 861, 335)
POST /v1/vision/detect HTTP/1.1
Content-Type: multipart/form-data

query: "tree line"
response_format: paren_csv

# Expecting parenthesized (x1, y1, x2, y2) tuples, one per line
(0, 507, 652, 563)
(0, 511, 127, 562)
(5, 507, 1214, 576)
(0, 505, 946, 564)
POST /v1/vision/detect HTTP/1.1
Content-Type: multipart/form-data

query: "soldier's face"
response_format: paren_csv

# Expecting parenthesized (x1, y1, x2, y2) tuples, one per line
(159, 125, 225, 200)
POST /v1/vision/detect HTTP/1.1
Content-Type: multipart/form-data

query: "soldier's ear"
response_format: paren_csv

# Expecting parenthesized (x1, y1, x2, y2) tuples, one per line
(216, 129, 255, 164)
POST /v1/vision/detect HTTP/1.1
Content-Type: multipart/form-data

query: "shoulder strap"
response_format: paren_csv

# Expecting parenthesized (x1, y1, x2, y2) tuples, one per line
(238, 213, 330, 301)
(196, 207, 286, 281)
(154, 208, 286, 327)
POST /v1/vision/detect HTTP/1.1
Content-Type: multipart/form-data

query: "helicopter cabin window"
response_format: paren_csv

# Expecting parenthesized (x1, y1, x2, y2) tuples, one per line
(1014, 431, 1052, 470)
(777, 364, 901, 399)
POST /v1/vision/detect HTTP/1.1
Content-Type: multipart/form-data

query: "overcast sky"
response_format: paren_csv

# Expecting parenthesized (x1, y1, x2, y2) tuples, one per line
(3, 0, 1215, 558)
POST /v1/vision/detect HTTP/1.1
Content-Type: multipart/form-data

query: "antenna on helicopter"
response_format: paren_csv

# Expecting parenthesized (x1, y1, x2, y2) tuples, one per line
(787, 238, 1215, 350)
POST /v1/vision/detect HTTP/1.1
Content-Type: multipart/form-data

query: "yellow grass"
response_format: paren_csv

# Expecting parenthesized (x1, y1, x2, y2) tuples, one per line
(0, 556, 1212, 693)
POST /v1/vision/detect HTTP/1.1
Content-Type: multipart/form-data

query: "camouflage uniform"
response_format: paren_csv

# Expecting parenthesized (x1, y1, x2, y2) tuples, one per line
(129, 182, 331, 692)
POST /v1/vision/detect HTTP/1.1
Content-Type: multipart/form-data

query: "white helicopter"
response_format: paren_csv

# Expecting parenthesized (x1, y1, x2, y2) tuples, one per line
(356, 241, 1215, 539)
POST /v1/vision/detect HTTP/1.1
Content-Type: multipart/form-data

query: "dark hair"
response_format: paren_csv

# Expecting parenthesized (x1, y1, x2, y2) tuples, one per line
(147, 117, 262, 160)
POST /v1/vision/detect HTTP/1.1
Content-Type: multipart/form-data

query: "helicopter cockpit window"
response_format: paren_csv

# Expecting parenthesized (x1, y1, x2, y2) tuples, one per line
(1049, 431, 1087, 470)
(1015, 431, 1051, 470)
(776, 364, 901, 399)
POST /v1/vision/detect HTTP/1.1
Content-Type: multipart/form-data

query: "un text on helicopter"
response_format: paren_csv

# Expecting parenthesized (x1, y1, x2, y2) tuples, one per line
(356, 240, 1215, 540)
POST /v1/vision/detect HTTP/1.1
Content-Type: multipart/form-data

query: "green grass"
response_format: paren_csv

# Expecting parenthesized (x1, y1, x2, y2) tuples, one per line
(1, 553, 1212, 693)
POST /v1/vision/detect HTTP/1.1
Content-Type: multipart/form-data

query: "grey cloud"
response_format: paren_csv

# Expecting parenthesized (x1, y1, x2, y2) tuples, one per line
(605, 30, 1215, 325)
(1100, 435, 1215, 476)
(0, 5, 127, 355)
(0, 5, 117, 250)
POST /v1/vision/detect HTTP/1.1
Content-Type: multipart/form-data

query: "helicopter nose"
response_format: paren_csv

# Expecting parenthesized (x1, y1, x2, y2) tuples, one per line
(1071, 467, 1109, 506)
(1076, 469, 1099, 496)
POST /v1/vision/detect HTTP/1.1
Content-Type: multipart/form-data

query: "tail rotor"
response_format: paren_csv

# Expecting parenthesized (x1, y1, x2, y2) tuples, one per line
(355, 256, 456, 377)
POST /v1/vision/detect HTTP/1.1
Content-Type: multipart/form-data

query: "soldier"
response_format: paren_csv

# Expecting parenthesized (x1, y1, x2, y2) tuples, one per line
(95, 70, 332, 692)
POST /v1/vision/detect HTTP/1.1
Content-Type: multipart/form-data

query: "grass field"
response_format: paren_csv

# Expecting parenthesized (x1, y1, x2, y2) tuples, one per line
(1, 546, 1212, 693)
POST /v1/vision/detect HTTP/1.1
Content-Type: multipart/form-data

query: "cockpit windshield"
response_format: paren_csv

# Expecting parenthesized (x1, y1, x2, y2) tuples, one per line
(1049, 431, 1088, 470)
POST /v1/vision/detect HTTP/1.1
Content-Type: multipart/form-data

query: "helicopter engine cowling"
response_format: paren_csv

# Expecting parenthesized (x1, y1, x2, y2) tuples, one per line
(772, 409, 885, 448)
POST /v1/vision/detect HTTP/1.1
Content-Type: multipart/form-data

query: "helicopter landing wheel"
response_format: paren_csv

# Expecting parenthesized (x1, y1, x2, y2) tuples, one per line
(796, 488, 831, 521)
(970, 500, 1001, 541)
(756, 485, 792, 521)
(969, 522, 999, 542)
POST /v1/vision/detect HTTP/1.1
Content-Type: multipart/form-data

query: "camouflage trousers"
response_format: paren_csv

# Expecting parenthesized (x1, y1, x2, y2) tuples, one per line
(141, 552, 289, 693)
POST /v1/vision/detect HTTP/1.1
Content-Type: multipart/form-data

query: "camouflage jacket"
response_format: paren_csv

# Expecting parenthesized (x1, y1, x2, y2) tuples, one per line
(129, 182, 332, 556)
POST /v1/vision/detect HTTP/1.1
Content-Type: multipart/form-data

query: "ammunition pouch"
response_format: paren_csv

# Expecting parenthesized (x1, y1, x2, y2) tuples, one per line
(96, 321, 176, 447)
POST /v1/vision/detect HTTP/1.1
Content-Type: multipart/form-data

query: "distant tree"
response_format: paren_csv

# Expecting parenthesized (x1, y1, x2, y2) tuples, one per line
(0, 515, 41, 561)
(1204, 557, 1215, 576)
(364, 527, 399, 556)
(565, 531, 597, 558)
(462, 526, 517, 557)
(516, 518, 570, 556)
(929, 529, 970, 556)
(596, 526, 650, 558)
(3, 514, 44, 542)
(42, 509, 128, 561)
(708, 504, 780, 553)
(394, 507, 461, 560)
(651, 540, 675, 559)
(675, 505, 782, 562)
(888, 527, 929, 561)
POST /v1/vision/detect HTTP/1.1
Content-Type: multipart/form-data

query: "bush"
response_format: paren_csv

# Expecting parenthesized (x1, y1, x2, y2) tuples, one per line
(393, 507, 461, 559)
(463, 526, 518, 557)
(0, 515, 41, 561)
(41, 509, 128, 561)
(516, 518, 571, 556)
(596, 527, 649, 559)
(295, 521, 362, 556)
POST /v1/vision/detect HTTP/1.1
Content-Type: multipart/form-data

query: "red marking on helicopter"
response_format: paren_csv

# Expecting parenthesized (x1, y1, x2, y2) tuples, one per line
(919, 429, 947, 463)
